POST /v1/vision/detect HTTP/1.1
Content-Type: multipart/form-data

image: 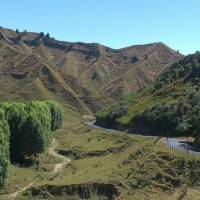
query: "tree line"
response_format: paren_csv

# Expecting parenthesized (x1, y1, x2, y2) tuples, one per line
(0, 100, 63, 187)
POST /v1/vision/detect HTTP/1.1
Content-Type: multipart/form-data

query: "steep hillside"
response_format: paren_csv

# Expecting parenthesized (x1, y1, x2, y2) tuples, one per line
(96, 52, 200, 142)
(0, 26, 182, 113)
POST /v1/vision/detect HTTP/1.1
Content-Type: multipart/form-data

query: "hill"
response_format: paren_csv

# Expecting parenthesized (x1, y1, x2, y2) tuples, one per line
(0, 108, 198, 200)
(96, 52, 200, 142)
(0, 26, 182, 113)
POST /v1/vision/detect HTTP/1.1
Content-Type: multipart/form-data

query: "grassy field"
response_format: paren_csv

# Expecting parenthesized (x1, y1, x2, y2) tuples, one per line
(0, 106, 200, 199)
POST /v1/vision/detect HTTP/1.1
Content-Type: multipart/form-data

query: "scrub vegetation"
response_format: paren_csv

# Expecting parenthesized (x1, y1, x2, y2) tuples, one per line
(96, 52, 200, 143)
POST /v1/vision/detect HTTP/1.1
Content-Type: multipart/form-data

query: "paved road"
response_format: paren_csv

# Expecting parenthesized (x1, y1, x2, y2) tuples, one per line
(164, 138, 200, 155)
(84, 121, 200, 155)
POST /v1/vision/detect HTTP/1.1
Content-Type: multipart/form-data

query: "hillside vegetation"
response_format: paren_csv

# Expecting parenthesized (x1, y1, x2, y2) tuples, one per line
(0, 100, 63, 186)
(0, 26, 182, 113)
(0, 110, 198, 200)
(96, 52, 200, 142)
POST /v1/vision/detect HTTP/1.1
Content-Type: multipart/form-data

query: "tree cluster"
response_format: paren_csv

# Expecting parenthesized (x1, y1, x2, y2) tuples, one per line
(0, 100, 63, 186)
(155, 52, 200, 89)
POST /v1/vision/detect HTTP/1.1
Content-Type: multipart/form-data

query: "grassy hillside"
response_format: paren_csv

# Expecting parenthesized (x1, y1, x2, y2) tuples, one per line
(0, 108, 199, 200)
(0, 26, 182, 113)
(96, 52, 200, 141)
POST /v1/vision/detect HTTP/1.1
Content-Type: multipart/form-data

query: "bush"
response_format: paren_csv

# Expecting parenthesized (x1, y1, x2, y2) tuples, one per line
(20, 102, 52, 158)
(2, 102, 27, 162)
(136, 103, 178, 135)
(96, 105, 127, 129)
(0, 108, 10, 186)
(155, 52, 200, 89)
(45, 100, 63, 130)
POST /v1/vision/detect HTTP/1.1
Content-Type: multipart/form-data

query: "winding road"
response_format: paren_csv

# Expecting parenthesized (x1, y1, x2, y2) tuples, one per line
(85, 121, 200, 155)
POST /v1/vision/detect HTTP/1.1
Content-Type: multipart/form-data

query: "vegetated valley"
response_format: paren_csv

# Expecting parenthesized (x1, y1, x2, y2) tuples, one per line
(0, 26, 200, 200)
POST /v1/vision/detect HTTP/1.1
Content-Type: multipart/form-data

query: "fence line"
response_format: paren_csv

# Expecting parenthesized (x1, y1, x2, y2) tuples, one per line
(154, 139, 200, 160)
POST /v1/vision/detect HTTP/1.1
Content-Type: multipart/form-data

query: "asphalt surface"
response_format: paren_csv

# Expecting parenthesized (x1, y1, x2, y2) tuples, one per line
(84, 121, 200, 155)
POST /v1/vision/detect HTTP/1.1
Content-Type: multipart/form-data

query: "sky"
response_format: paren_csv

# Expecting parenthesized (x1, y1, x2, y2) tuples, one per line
(0, 0, 200, 55)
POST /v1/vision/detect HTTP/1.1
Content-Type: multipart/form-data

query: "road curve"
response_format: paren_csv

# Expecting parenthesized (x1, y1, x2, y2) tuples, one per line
(84, 121, 200, 155)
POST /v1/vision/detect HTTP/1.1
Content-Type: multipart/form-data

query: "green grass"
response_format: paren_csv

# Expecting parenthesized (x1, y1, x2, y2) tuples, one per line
(0, 107, 200, 199)
(0, 165, 36, 195)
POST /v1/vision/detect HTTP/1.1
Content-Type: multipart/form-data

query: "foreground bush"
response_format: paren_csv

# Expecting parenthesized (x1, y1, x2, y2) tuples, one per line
(0, 100, 63, 186)
(45, 100, 63, 130)
(17, 102, 51, 161)
(0, 108, 10, 186)
(2, 102, 27, 162)
(0, 101, 63, 162)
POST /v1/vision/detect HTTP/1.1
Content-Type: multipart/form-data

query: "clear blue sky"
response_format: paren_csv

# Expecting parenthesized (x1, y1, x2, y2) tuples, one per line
(1, 0, 200, 55)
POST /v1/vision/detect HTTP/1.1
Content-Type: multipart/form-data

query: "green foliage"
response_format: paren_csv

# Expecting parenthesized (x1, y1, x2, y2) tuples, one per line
(2, 102, 27, 162)
(96, 105, 127, 129)
(96, 52, 200, 143)
(0, 108, 10, 187)
(134, 101, 191, 136)
(155, 52, 200, 89)
(38, 32, 45, 39)
(46, 33, 50, 39)
(0, 100, 63, 187)
(19, 102, 52, 158)
(0, 101, 63, 164)
(136, 103, 178, 134)
(45, 100, 63, 131)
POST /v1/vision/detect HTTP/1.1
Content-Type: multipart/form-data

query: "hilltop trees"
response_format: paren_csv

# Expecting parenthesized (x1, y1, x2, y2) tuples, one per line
(46, 33, 50, 39)
(39, 32, 45, 39)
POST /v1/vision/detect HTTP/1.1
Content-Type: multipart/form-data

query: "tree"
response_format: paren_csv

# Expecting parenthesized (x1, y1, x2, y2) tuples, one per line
(45, 100, 63, 130)
(46, 33, 50, 39)
(16, 29, 19, 34)
(4, 103, 27, 162)
(0, 101, 63, 164)
(0, 109, 10, 187)
(39, 32, 45, 39)
(4, 101, 51, 162)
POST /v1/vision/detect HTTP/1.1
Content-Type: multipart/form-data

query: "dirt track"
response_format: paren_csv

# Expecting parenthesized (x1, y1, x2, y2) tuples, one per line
(1, 138, 71, 199)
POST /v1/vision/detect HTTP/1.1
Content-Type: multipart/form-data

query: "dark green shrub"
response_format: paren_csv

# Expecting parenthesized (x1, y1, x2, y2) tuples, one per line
(136, 103, 178, 135)
(96, 105, 127, 129)
(2, 102, 27, 162)
(18, 101, 52, 159)
(45, 100, 63, 130)
(0, 108, 10, 186)
(155, 52, 200, 89)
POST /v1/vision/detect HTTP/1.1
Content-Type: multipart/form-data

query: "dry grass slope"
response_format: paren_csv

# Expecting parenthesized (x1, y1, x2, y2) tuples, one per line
(0, 26, 183, 113)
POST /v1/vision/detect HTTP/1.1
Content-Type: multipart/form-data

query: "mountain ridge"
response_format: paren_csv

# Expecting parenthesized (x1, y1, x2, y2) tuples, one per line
(0, 26, 183, 113)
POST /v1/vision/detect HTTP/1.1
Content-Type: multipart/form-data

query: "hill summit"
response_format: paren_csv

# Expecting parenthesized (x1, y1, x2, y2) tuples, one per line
(0, 26, 182, 113)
